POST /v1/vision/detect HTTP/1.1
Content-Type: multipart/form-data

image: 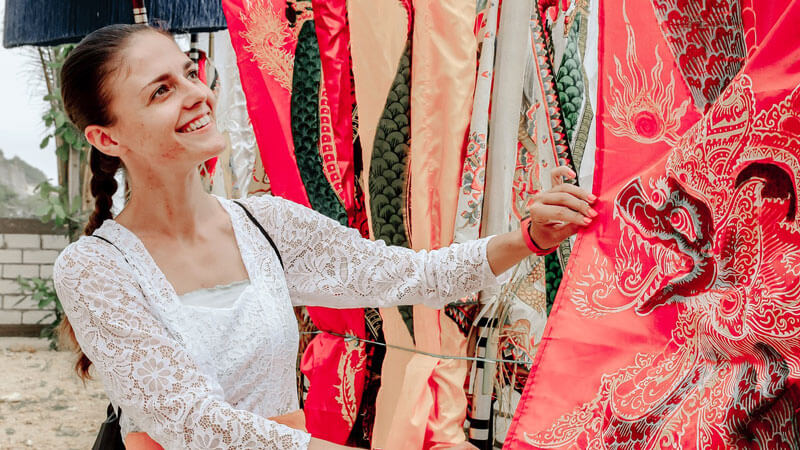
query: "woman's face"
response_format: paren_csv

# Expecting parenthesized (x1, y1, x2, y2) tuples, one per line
(99, 31, 225, 171)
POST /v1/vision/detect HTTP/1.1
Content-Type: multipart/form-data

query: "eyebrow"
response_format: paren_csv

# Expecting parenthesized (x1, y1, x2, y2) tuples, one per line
(140, 60, 194, 94)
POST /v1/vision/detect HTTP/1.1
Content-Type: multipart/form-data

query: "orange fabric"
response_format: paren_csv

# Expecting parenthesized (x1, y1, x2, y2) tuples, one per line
(125, 433, 163, 450)
(372, 308, 416, 448)
(406, 0, 476, 251)
(377, 1, 477, 447)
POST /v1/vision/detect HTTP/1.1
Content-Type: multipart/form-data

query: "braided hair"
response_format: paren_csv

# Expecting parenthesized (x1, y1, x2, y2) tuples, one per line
(59, 24, 168, 379)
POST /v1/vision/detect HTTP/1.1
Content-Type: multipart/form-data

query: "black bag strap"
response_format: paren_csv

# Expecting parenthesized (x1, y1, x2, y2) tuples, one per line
(91, 235, 128, 262)
(233, 200, 284, 270)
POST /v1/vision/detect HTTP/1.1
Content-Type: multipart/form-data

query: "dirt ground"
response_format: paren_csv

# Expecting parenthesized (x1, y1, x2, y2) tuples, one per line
(0, 337, 108, 450)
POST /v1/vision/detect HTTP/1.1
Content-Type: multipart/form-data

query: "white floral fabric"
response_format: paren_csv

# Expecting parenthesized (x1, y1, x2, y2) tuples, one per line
(54, 194, 498, 449)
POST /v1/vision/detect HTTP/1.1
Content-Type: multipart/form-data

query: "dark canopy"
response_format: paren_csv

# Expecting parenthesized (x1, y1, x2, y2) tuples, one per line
(3, 0, 227, 48)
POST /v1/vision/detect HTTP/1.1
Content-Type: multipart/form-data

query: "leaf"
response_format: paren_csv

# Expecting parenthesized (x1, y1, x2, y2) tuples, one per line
(52, 202, 65, 218)
(39, 135, 51, 149)
(54, 112, 66, 128)
(63, 128, 76, 146)
(56, 144, 69, 161)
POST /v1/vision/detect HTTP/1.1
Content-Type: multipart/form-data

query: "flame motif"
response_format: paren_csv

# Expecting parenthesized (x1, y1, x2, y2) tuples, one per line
(605, 1, 690, 146)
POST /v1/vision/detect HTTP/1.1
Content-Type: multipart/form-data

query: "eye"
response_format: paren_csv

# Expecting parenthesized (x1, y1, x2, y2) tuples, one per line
(187, 68, 200, 80)
(151, 84, 170, 100)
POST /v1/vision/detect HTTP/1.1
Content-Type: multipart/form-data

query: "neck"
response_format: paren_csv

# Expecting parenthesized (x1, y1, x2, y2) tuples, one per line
(116, 164, 218, 238)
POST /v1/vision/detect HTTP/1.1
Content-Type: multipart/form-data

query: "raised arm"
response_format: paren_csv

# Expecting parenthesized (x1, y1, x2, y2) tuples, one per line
(53, 240, 311, 449)
(245, 167, 595, 309)
(245, 194, 496, 309)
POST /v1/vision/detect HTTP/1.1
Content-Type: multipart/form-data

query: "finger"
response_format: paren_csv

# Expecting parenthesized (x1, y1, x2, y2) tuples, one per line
(549, 183, 598, 204)
(550, 165, 576, 186)
(530, 203, 592, 226)
(538, 192, 598, 218)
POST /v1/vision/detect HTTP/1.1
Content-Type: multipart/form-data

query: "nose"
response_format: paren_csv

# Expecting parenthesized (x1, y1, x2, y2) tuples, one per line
(181, 77, 210, 111)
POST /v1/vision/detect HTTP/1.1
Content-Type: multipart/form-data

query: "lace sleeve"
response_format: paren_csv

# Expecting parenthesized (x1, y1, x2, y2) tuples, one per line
(53, 239, 311, 450)
(244, 195, 500, 308)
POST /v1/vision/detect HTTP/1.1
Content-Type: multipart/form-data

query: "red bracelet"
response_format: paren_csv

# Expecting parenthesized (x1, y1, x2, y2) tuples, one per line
(520, 217, 557, 256)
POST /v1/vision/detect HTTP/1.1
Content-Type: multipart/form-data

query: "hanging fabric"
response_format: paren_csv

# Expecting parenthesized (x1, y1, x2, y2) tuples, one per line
(222, 1, 371, 444)
(213, 30, 259, 199)
(463, 0, 534, 446)
(222, 0, 311, 204)
(505, 0, 800, 447)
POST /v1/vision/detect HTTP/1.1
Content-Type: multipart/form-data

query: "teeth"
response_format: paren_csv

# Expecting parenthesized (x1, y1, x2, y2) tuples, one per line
(180, 114, 210, 133)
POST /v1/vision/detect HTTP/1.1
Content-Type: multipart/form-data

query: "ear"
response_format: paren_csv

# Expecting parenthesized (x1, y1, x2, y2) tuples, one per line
(85, 125, 126, 157)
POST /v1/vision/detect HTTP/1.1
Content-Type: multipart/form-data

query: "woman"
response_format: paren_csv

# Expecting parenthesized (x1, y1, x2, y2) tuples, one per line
(54, 24, 597, 449)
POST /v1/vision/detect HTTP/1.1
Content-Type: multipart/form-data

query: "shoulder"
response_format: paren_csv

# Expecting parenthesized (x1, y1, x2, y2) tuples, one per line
(236, 194, 314, 224)
(237, 193, 303, 212)
(53, 234, 130, 285)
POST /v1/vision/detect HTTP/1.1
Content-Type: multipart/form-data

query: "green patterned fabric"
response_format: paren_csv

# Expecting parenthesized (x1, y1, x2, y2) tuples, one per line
(556, 15, 584, 145)
(369, 41, 412, 247)
(292, 20, 348, 226)
(369, 40, 414, 339)
(544, 251, 563, 315)
(554, 12, 593, 174)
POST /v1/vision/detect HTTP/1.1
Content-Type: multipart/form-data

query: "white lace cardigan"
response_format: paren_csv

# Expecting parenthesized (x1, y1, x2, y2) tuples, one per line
(53, 194, 499, 449)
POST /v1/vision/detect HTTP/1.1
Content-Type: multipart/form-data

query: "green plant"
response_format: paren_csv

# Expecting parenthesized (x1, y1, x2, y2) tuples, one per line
(14, 44, 88, 349)
(32, 181, 85, 240)
(16, 277, 63, 350)
(38, 45, 90, 164)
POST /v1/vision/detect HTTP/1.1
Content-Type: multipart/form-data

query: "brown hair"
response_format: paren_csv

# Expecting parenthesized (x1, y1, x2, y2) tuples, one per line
(59, 24, 168, 379)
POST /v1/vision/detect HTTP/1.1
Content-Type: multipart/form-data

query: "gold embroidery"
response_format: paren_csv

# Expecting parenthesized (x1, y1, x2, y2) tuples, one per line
(335, 334, 366, 428)
(319, 73, 346, 203)
(239, 0, 312, 92)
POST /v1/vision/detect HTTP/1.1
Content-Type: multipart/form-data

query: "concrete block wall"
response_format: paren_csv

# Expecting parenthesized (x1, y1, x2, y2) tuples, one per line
(0, 219, 69, 329)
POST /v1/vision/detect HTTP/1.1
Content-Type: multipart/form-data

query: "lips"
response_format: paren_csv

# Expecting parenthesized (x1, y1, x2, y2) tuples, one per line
(177, 113, 211, 133)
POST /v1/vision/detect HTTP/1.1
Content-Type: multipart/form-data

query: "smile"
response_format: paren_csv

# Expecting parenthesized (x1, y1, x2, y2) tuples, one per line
(177, 113, 211, 133)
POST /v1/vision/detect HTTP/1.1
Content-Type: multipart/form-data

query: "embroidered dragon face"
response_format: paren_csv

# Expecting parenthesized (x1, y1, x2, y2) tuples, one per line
(612, 74, 800, 372)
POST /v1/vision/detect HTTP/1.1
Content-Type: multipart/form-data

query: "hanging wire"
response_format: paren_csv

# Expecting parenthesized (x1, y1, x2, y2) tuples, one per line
(299, 329, 533, 366)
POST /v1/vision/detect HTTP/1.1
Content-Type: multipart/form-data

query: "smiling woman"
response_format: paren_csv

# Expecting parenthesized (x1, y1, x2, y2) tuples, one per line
(53, 24, 596, 450)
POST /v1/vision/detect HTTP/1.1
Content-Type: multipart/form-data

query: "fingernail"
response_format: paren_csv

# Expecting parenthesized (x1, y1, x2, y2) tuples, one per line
(588, 209, 598, 217)
(583, 217, 592, 225)
(569, 170, 576, 177)
(588, 193, 597, 202)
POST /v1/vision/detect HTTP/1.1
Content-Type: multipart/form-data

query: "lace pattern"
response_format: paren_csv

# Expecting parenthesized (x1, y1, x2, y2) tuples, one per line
(53, 195, 499, 449)
(241, 195, 498, 308)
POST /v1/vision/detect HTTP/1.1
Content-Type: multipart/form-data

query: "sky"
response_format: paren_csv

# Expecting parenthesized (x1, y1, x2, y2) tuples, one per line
(0, 1, 58, 182)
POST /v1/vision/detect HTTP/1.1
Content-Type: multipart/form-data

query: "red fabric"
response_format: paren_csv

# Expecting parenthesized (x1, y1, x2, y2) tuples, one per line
(222, 1, 369, 443)
(310, 0, 358, 220)
(299, 319, 367, 444)
(505, 1, 800, 447)
(196, 50, 217, 176)
(221, 0, 309, 204)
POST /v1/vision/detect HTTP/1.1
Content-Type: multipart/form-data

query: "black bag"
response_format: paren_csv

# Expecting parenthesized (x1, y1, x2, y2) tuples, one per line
(92, 403, 124, 450)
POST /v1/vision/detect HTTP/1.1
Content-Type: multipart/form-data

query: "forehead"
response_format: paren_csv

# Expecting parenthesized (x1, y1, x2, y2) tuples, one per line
(116, 32, 187, 89)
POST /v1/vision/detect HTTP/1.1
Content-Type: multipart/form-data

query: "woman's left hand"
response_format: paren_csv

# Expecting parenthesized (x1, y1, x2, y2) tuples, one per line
(526, 166, 597, 250)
